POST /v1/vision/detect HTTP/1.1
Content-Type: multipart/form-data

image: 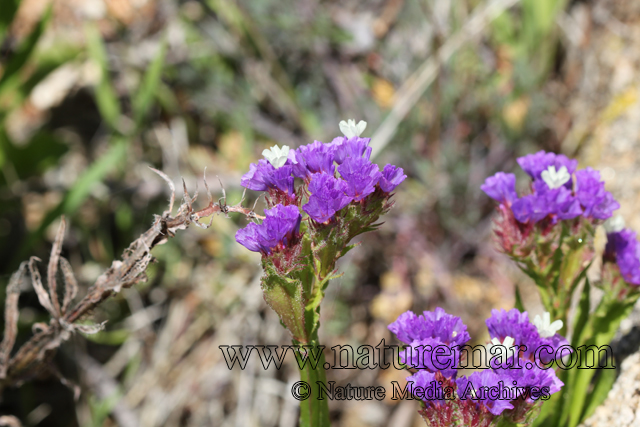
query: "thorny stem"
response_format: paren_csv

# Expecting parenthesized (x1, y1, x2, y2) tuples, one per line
(0, 170, 261, 390)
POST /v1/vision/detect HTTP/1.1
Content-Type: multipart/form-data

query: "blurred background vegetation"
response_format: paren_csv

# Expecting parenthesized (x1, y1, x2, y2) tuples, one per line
(1, 0, 637, 425)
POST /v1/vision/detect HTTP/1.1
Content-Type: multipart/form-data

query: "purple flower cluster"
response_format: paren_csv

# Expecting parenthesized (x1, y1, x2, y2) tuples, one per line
(403, 337, 460, 379)
(235, 204, 301, 254)
(605, 228, 640, 286)
(240, 136, 406, 226)
(303, 173, 352, 223)
(456, 370, 515, 416)
(486, 308, 569, 363)
(388, 307, 471, 347)
(389, 308, 469, 380)
(241, 160, 295, 196)
(481, 150, 619, 224)
(389, 307, 565, 422)
(517, 151, 578, 186)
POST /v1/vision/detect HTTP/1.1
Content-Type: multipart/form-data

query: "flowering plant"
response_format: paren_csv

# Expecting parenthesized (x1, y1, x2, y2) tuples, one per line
(235, 120, 405, 427)
(387, 150, 640, 427)
(479, 151, 640, 427)
(388, 306, 567, 427)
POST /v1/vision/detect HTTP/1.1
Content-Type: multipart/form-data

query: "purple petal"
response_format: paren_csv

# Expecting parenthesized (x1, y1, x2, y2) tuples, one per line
(481, 172, 517, 204)
(379, 164, 407, 193)
(303, 173, 353, 223)
(337, 157, 381, 201)
(606, 228, 640, 285)
(575, 168, 620, 219)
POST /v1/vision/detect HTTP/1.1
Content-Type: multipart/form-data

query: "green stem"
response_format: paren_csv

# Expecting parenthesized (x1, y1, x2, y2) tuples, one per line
(297, 330, 331, 427)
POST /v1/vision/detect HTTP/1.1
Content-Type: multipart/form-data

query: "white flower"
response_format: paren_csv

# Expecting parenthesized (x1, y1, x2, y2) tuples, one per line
(262, 144, 290, 168)
(339, 119, 367, 138)
(486, 336, 516, 360)
(532, 312, 563, 338)
(541, 165, 571, 189)
(604, 215, 625, 233)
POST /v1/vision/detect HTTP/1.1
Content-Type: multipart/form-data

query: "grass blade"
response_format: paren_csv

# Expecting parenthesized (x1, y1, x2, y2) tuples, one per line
(0, 4, 52, 91)
(132, 35, 167, 127)
(85, 24, 121, 131)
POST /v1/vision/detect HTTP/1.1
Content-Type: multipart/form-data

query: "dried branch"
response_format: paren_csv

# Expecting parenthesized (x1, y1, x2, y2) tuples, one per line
(46, 218, 65, 317)
(0, 263, 26, 379)
(0, 171, 262, 391)
(60, 257, 78, 314)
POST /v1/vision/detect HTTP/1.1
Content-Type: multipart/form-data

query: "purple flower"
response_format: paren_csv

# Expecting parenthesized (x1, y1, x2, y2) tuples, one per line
(303, 173, 353, 223)
(402, 338, 459, 378)
(511, 194, 551, 223)
(241, 160, 295, 195)
(268, 165, 295, 195)
(235, 204, 301, 254)
(406, 370, 451, 405)
(292, 141, 336, 178)
(481, 172, 518, 205)
(234, 223, 263, 253)
(241, 159, 276, 191)
(606, 228, 640, 285)
(388, 308, 471, 347)
(499, 363, 563, 401)
(575, 168, 620, 219)
(456, 370, 514, 416)
(331, 136, 372, 164)
(512, 182, 582, 224)
(379, 164, 407, 193)
(517, 151, 578, 187)
(337, 157, 381, 201)
(486, 308, 568, 363)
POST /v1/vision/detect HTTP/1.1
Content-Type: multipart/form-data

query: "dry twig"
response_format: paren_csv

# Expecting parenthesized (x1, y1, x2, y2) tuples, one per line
(0, 171, 261, 392)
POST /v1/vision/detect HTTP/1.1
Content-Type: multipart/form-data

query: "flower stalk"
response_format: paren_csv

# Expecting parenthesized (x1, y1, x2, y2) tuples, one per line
(234, 121, 406, 426)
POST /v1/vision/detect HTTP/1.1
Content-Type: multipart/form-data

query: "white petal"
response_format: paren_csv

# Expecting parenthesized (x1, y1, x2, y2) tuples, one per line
(262, 144, 290, 168)
(604, 216, 625, 233)
(339, 120, 355, 138)
(503, 336, 515, 348)
(541, 165, 571, 189)
(549, 320, 563, 334)
(533, 314, 542, 329)
(355, 120, 367, 136)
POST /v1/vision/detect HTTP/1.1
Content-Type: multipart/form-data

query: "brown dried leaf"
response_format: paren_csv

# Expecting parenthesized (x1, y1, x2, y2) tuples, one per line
(59, 257, 78, 315)
(0, 262, 27, 378)
(28, 257, 56, 317)
(46, 218, 65, 317)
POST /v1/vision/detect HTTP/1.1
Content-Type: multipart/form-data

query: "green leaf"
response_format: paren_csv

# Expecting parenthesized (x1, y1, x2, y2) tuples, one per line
(566, 296, 638, 427)
(84, 23, 121, 130)
(0, 0, 20, 45)
(0, 5, 52, 91)
(514, 284, 525, 312)
(582, 367, 617, 421)
(83, 328, 130, 345)
(132, 35, 167, 126)
(572, 278, 591, 347)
